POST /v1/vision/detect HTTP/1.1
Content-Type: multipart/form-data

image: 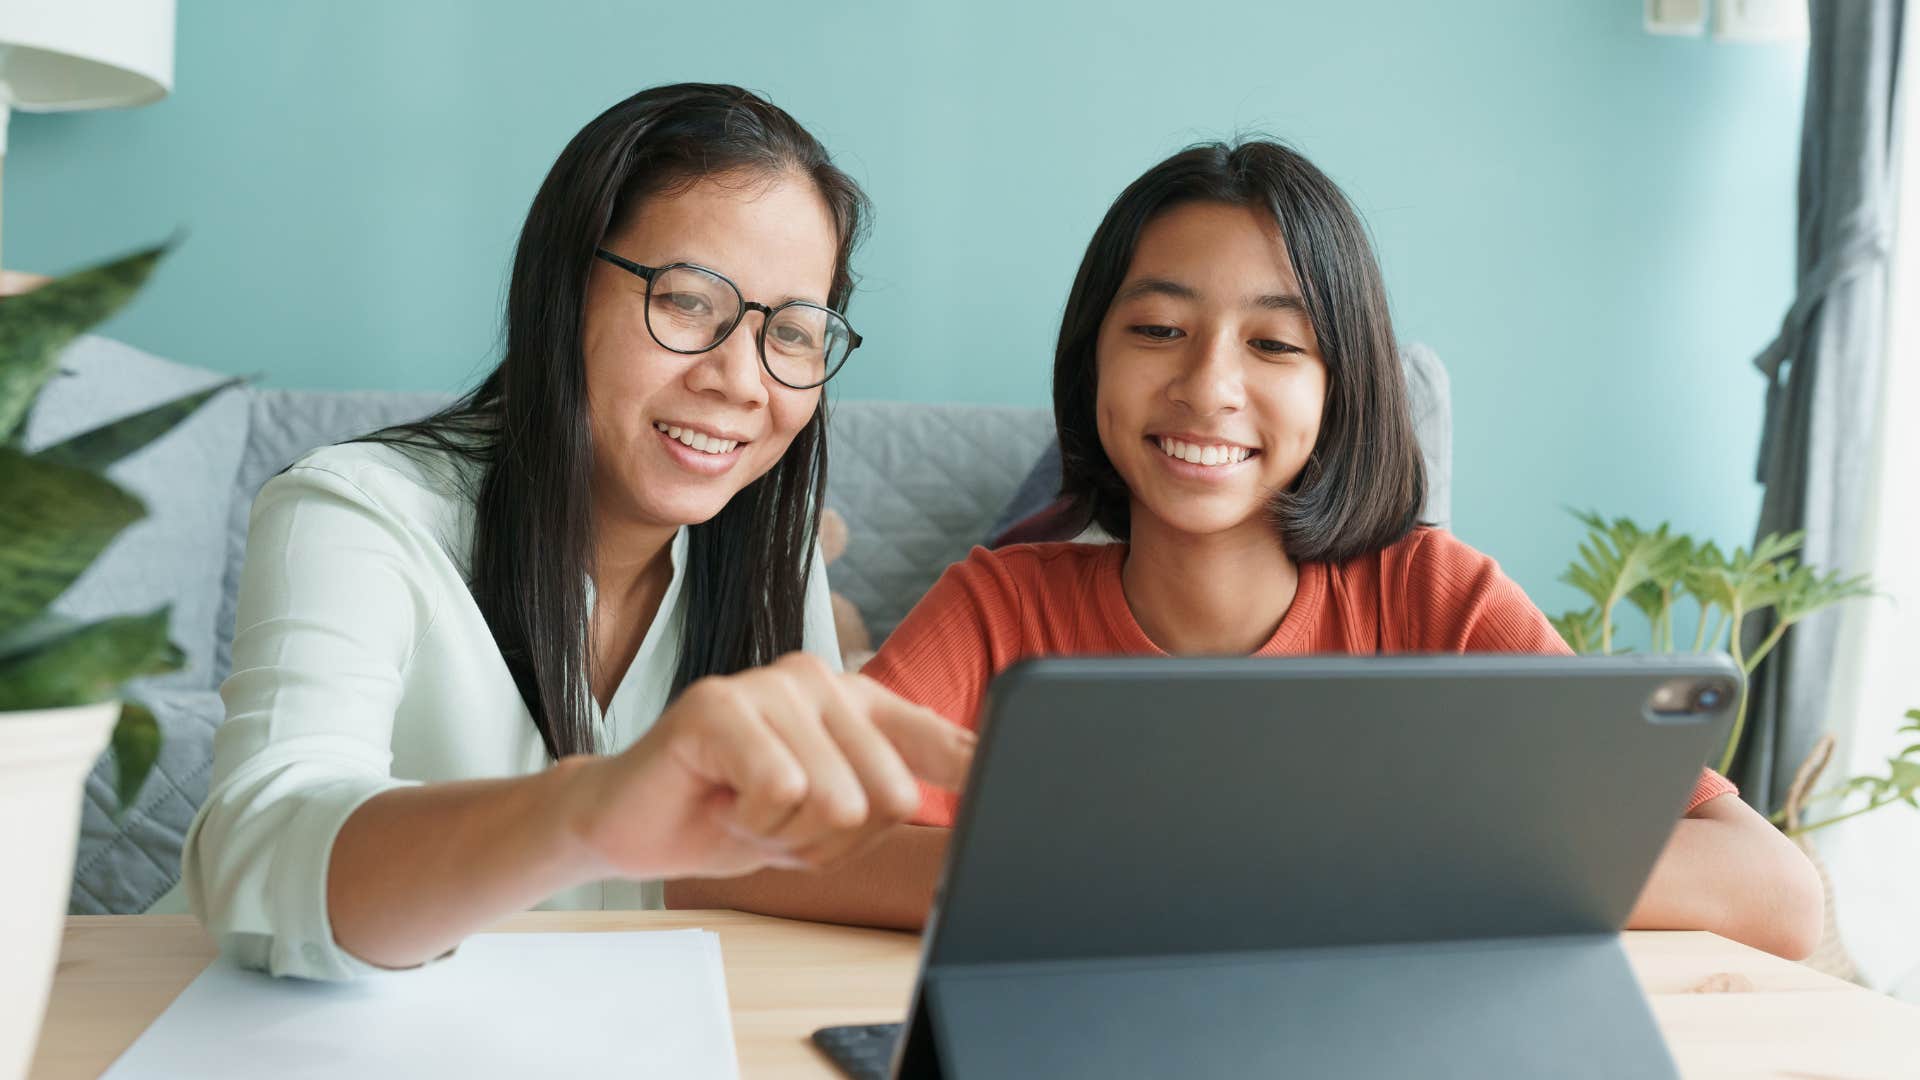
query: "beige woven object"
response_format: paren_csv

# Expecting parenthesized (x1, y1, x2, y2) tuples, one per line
(1783, 733, 1864, 984)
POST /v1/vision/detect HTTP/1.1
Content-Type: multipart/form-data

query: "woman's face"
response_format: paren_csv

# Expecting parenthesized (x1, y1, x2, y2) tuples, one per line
(1094, 201, 1329, 542)
(582, 171, 837, 532)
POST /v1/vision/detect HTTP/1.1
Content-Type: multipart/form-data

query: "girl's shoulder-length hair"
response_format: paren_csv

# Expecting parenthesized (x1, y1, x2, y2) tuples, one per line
(1053, 138, 1426, 565)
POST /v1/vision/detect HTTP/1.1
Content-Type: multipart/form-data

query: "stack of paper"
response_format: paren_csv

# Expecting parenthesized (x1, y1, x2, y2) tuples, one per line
(103, 931, 738, 1079)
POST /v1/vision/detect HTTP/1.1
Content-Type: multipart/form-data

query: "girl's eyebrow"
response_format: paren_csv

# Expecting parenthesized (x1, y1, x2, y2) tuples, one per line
(1252, 292, 1309, 314)
(1115, 277, 1307, 316)
(1114, 277, 1198, 303)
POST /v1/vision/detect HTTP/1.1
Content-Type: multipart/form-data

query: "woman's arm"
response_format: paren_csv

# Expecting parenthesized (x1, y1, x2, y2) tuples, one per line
(324, 657, 972, 970)
(1628, 792, 1824, 959)
(664, 823, 949, 930)
(324, 759, 599, 969)
(667, 549, 1022, 928)
(182, 461, 969, 976)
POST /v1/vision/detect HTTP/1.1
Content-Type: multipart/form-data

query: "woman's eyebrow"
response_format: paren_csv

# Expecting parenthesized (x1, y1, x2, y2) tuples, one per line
(662, 256, 826, 307)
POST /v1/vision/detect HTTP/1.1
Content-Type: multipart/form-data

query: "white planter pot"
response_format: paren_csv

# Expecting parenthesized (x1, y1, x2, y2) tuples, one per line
(0, 701, 118, 1080)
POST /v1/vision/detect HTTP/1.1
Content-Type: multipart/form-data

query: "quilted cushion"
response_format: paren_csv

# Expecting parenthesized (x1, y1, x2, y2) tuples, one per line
(823, 400, 1054, 642)
(68, 688, 225, 914)
(23, 337, 250, 692)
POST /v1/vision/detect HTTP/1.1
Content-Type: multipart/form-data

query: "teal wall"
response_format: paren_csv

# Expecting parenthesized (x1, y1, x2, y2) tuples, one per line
(8, 0, 1807, 616)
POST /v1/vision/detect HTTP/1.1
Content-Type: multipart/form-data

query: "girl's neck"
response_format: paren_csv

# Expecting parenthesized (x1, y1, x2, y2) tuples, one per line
(1120, 512, 1300, 655)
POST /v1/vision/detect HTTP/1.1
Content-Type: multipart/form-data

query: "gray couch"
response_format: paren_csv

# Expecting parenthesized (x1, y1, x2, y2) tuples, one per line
(32, 337, 1450, 915)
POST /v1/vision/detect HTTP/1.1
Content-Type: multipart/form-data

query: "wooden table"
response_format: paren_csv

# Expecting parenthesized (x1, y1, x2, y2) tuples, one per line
(31, 912, 1920, 1078)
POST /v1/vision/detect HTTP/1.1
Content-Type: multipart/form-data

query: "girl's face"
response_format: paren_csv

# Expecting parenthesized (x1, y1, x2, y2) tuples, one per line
(581, 171, 837, 532)
(1094, 201, 1329, 543)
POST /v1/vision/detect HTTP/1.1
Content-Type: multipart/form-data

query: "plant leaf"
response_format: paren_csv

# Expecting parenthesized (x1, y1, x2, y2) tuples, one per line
(0, 612, 82, 662)
(1557, 511, 1670, 623)
(34, 377, 244, 472)
(111, 701, 162, 811)
(1773, 563, 1875, 624)
(1549, 608, 1604, 654)
(0, 608, 182, 710)
(1751, 530, 1806, 567)
(1886, 759, 1920, 793)
(0, 244, 169, 442)
(0, 448, 147, 637)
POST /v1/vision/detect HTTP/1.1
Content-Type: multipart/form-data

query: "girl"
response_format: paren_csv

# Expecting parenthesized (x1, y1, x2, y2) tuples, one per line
(183, 84, 970, 979)
(673, 139, 1824, 960)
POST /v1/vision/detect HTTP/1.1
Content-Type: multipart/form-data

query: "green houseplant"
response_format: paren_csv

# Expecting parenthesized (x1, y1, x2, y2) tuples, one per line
(0, 243, 237, 1080)
(1548, 509, 1874, 776)
(1550, 509, 1914, 981)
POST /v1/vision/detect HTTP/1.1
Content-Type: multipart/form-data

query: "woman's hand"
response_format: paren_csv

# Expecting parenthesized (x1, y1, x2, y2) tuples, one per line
(564, 652, 973, 881)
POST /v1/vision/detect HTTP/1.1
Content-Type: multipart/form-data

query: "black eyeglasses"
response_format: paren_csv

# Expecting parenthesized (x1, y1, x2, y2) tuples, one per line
(594, 248, 861, 390)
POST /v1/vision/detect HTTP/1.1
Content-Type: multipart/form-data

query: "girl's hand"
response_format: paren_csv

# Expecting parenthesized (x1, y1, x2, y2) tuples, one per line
(563, 652, 973, 880)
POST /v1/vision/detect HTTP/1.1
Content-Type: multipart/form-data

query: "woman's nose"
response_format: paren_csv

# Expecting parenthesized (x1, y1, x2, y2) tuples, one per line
(686, 318, 770, 406)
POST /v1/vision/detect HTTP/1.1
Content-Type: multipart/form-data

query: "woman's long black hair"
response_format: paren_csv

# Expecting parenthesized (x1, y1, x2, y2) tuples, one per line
(362, 83, 869, 760)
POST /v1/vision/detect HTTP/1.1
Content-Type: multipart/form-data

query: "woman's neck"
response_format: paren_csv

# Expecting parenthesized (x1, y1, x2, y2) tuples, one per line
(586, 513, 679, 710)
(1120, 512, 1300, 655)
(592, 514, 677, 605)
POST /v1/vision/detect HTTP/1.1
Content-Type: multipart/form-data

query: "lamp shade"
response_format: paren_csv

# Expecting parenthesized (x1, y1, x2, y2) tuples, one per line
(0, 0, 174, 111)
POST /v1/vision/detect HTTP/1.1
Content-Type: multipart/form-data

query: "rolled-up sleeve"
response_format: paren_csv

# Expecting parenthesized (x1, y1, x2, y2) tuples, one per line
(182, 463, 439, 980)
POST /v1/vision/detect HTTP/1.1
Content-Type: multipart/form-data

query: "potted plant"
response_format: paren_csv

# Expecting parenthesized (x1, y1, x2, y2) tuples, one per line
(0, 244, 235, 1080)
(1549, 509, 1914, 979)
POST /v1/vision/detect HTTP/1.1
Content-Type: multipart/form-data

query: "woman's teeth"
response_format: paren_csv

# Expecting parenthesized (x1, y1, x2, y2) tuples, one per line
(654, 422, 739, 455)
(1156, 437, 1251, 467)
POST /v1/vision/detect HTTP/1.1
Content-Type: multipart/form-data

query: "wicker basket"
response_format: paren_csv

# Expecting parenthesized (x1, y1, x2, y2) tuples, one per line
(1783, 733, 1864, 984)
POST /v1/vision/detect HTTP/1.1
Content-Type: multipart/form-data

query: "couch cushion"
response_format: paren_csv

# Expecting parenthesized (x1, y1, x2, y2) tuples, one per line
(211, 389, 453, 683)
(68, 688, 225, 914)
(23, 337, 250, 692)
(823, 400, 1054, 643)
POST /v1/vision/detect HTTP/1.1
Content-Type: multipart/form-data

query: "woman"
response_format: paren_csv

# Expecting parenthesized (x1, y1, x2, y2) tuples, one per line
(675, 139, 1825, 960)
(183, 84, 971, 980)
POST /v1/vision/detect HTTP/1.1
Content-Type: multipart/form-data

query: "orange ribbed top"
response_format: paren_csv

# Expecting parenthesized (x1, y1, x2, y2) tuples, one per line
(863, 526, 1736, 825)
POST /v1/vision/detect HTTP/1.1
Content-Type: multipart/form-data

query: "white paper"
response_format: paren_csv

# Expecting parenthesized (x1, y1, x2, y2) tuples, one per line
(103, 931, 739, 1079)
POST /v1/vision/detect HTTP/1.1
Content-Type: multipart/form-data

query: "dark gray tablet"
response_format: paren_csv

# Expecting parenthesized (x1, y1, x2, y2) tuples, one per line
(870, 654, 1741, 1079)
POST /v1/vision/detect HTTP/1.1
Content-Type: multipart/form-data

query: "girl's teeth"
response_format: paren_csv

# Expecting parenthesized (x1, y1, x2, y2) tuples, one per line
(1157, 437, 1248, 467)
(654, 422, 739, 455)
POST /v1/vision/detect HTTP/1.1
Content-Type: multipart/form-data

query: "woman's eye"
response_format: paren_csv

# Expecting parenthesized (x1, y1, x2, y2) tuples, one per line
(1130, 325, 1183, 341)
(773, 324, 815, 348)
(657, 292, 711, 316)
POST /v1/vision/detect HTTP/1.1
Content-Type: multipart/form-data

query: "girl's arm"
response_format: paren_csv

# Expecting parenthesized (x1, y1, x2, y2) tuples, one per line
(1628, 792, 1824, 959)
(665, 823, 949, 930)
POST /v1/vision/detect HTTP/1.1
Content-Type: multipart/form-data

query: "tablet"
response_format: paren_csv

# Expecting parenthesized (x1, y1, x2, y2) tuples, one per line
(825, 653, 1739, 1079)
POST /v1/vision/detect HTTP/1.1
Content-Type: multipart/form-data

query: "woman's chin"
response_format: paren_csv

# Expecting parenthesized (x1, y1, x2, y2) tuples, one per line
(606, 479, 737, 532)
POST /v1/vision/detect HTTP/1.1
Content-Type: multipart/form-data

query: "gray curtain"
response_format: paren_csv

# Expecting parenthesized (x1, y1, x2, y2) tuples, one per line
(1740, 0, 1906, 811)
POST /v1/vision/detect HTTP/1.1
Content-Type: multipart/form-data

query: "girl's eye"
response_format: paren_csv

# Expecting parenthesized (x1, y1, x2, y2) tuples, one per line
(1130, 325, 1183, 341)
(1251, 339, 1302, 355)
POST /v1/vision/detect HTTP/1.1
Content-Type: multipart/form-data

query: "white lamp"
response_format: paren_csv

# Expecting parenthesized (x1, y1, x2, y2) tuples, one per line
(0, 0, 175, 278)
